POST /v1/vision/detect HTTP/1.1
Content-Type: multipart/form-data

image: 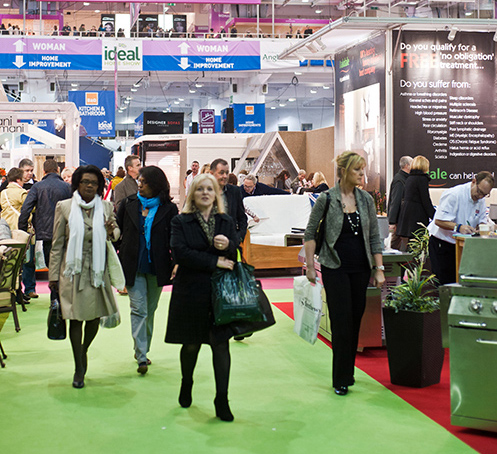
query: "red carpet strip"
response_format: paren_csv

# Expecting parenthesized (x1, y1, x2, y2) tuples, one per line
(273, 300, 497, 454)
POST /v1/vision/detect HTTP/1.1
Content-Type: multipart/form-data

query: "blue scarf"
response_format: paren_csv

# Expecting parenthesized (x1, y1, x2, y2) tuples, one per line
(137, 194, 161, 262)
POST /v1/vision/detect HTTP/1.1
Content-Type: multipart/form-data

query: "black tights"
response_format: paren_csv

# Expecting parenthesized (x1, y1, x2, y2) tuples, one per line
(69, 318, 99, 379)
(180, 341, 231, 395)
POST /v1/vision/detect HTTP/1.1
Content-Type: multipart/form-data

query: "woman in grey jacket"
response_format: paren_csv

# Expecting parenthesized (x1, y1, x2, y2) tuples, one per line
(304, 152, 385, 396)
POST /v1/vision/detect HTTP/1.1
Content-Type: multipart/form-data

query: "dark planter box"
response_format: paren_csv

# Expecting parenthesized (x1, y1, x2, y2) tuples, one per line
(383, 307, 444, 388)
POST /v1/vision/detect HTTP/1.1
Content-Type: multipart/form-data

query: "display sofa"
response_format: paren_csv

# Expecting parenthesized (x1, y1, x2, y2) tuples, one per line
(241, 194, 312, 269)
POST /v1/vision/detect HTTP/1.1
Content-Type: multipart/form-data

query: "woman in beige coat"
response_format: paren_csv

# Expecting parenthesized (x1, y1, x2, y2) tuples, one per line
(0, 167, 27, 231)
(49, 165, 120, 389)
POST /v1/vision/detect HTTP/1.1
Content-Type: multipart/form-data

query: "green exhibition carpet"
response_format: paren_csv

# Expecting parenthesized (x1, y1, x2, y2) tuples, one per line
(0, 289, 476, 454)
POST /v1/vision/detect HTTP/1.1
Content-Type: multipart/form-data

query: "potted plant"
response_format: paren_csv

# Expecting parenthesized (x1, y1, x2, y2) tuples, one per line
(383, 227, 444, 388)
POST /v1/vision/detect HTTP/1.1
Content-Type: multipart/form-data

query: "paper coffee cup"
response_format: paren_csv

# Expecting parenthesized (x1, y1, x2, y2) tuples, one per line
(479, 224, 490, 236)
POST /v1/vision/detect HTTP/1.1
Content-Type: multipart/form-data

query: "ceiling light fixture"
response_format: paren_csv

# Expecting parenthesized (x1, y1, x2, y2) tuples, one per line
(310, 89, 317, 94)
(195, 83, 203, 88)
(271, 106, 276, 109)
(71, 83, 78, 87)
(294, 71, 302, 75)
(178, 98, 184, 101)
(448, 26, 458, 41)
(315, 9, 322, 13)
(288, 98, 296, 102)
(323, 85, 330, 89)
(95, 9, 100, 13)
(131, 88, 138, 92)
(279, 103, 286, 107)
(189, 89, 196, 93)
(174, 101, 180, 104)
(83, 2, 90, 5)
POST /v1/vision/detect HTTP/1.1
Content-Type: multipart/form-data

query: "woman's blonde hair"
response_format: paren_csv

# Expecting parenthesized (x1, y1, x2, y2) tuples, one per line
(182, 173, 225, 214)
(411, 155, 430, 173)
(335, 152, 366, 183)
(200, 163, 211, 174)
(312, 171, 328, 187)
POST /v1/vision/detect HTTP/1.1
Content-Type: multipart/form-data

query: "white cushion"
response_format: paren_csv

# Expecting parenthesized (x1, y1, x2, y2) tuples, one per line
(243, 195, 312, 236)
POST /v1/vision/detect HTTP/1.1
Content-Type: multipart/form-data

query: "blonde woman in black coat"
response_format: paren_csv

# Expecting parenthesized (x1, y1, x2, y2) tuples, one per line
(165, 173, 238, 421)
(397, 155, 435, 243)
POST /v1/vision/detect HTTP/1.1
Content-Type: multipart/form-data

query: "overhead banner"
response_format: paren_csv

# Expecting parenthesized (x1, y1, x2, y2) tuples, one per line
(260, 40, 301, 70)
(68, 91, 115, 137)
(335, 33, 386, 193)
(0, 37, 101, 70)
(0, 37, 260, 72)
(233, 104, 265, 133)
(143, 40, 260, 72)
(393, 31, 496, 188)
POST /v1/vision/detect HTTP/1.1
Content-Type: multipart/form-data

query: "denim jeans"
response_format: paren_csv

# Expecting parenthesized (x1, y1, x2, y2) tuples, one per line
(128, 273, 163, 364)
(22, 243, 36, 294)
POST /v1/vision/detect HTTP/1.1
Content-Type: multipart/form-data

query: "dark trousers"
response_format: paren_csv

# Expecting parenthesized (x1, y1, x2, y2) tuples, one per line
(22, 243, 36, 294)
(428, 236, 456, 285)
(43, 240, 52, 269)
(321, 266, 371, 388)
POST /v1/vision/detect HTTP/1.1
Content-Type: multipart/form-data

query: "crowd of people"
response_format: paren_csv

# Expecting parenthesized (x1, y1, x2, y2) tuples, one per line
(2, 152, 491, 419)
(0, 21, 315, 39)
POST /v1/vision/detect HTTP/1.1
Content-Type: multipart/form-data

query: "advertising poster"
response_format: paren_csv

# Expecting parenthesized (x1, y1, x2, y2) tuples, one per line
(335, 33, 386, 193)
(173, 15, 187, 36)
(142, 111, 184, 135)
(68, 91, 115, 137)
(233, 104, 265, 133)
(199, 109, 215, 134)
(138, 14, 158, 36)
(393, 31, 497, 188)
(101, 14, 115, 36)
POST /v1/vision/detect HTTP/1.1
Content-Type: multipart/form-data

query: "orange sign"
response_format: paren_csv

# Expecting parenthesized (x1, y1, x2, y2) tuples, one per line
(85, 92, 99, 105)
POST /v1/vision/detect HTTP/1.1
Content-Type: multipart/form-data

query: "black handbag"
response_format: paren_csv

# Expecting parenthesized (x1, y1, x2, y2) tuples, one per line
(315, 192, 331, 255)
(212, 261, 266, 326)
(229, 280, 276, 337)
(47, 290, 66, 340)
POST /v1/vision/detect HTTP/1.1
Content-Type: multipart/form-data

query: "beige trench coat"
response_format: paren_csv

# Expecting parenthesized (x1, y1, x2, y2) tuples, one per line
(49, 198, 120, 321)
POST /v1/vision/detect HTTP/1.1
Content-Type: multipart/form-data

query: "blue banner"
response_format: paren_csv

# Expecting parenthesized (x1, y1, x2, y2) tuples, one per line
(134, 113, 144, 139)
(68, 91, 115, 137)
(19, 119, 56, 145)
(233, 104, 265, 133)
(143, 55, 260, 72)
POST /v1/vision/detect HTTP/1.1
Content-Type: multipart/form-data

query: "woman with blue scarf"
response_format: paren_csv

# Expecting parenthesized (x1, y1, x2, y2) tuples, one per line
(116, 166, 178, 375)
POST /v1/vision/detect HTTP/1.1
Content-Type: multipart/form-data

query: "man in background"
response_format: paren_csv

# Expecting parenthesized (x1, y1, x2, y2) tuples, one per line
(241, 174, 288, 199)
(210, 158, 247, 244)
(185, 160, 199, 196)
(19, 159, 71, 270)
(114, 155, 141, 210)
(428, 171, 494, 285)
(387, 156, 412, 251)
(290, 169, 307, 193)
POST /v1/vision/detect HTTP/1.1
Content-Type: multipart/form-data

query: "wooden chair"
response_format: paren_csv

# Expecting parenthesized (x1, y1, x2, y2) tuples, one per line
(0, 244, 27, 333)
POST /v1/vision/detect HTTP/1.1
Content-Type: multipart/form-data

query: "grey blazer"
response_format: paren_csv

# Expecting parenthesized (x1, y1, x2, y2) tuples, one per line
(304, 182, 383, 269)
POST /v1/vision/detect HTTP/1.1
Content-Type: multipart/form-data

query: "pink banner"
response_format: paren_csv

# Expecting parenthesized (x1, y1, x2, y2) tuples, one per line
(35, 0, 260, 3)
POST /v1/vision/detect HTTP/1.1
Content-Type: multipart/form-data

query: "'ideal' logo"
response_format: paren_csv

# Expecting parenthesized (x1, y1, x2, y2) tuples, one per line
(86, 92, 98, 105)
(104, 45, 141, 62)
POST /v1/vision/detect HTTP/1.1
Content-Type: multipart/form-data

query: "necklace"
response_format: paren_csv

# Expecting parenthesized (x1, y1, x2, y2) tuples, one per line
(346, 210, 360, 236)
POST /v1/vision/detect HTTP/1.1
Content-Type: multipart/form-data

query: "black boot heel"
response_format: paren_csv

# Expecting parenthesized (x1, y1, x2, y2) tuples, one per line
(179, 380, 193, 408)
(214, 394, 234, 422)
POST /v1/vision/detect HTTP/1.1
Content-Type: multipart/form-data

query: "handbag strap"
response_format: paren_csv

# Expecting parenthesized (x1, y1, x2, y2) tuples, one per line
(321, 192, 331, 226)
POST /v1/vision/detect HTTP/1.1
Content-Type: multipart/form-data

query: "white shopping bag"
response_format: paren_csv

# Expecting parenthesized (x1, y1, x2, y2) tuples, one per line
(293, 275, 323, 345)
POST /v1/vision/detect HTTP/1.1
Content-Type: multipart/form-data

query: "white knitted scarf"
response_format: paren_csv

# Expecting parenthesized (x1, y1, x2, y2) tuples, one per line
(64, 191, 106, 288)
